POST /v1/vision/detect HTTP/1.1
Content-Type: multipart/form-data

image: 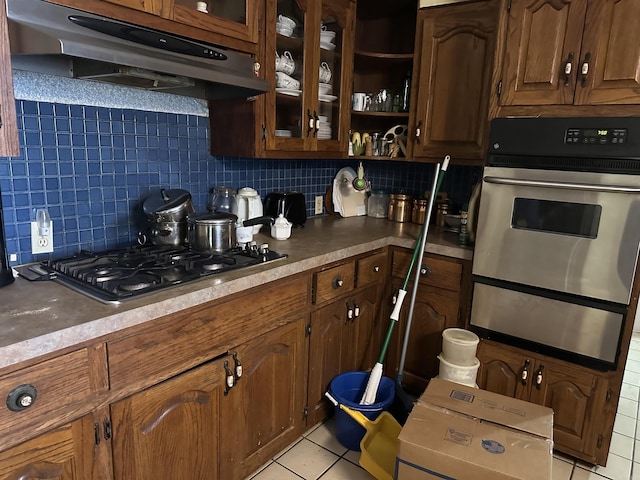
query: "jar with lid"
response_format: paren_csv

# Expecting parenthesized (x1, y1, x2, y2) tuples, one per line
(367, 190, 389, 218)
(411, 198, 428, 224)
(388, 193, 413, 222)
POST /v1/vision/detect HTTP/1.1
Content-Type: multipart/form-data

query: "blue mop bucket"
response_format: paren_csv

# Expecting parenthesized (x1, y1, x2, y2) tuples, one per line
(329, 371, 395, 451)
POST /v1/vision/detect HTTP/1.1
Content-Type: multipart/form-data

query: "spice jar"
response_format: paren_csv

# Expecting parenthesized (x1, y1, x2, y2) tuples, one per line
(411, 198, 428, 224)
(367, 190, 389, 218)
(388, 194, 413, 222)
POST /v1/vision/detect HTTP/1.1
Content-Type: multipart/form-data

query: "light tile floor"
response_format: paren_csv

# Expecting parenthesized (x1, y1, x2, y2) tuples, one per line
(246, 333, 640, 480)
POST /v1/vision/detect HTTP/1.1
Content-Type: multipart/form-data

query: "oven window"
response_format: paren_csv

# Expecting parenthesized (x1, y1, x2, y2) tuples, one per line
(512, 198, 601, 238)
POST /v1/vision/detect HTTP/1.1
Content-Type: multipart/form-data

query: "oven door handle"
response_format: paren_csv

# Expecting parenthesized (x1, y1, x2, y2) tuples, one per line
(483, 176, 640, 194)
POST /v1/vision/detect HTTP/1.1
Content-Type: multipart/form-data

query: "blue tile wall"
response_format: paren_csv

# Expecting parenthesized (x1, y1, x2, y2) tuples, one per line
(0, 99, 481, 265)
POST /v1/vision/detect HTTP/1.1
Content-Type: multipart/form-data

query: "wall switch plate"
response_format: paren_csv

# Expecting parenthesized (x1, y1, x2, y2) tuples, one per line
(315, 195, 323, 215)
(31, 221, 53, 254)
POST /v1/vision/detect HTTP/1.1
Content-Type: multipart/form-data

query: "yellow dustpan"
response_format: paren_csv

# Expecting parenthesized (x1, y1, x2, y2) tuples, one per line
(326, 393, 402, 480)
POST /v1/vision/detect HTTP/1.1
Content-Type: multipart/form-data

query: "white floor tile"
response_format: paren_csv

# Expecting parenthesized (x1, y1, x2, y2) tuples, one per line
(248, 462, 305, 480)
(617, 397, 639, 419)
(276, 438, 339, 480)
(317, 458, 375, 480)
(574, 453, 632, 480)
(622, 383, 640, 401)
(627, 359, 640, 374)
(634, 462, 640, 479)
(306, 422, 348, 456)
(610, 432, 635, 460)
(614, 413, 637, 438)
(628, 349, 640, 363)
(624, 371, 640, 388)
(635, 439, 640, 463)
(552, 456, 573, 480)
(343, 449, 361, 465)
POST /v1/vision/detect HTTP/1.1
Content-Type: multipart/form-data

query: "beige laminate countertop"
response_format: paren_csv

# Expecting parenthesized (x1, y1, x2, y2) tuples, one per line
(0, 215, 472, 371)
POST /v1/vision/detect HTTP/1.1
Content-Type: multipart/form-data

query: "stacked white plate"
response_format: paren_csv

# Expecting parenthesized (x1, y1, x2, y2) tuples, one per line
(317, 115, 331, 140)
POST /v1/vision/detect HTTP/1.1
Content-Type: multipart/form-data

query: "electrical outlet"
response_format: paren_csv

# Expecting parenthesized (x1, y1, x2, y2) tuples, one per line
(31, 221, 53, 254)
(315, 195, 323, 215)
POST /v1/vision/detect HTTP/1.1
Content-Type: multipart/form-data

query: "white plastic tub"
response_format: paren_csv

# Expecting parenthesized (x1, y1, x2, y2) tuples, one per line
(441, 328, 479, 366)
(437, 355, 480, 387)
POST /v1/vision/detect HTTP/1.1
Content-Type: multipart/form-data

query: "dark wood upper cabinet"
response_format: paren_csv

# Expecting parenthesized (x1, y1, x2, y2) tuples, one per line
(493, 0, 640, 115)
(409, 0, 498, 164)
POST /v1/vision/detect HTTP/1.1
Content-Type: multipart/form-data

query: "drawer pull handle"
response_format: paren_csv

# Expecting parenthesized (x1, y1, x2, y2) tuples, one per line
(333, 276, 343, 289)
(6, 384, 37, 412)
(373, 265, 380, 272)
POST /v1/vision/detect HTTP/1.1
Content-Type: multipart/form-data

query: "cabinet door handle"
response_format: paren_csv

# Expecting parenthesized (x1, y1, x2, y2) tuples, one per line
(233, 352, 243, 380)
(313, 110, 319, 138)
(346, 302, 354, 321)
(563, 52, 574, 86)
(224, 360, 235, 395)
(306, 109, 314, 137)
(580, 52, 591, 87)
(520, 359, 530, 385)
(103, 419, 112, 440)
(414, 120, 422, 144)
(354, 304, 360, 318)
(420, 264, 431, 277)
(535, 365, 544, 388)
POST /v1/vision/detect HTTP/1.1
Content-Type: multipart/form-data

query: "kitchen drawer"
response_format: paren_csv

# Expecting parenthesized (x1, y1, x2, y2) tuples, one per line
(0, 345, 108, 452)
(108, 275, 310, 391)
(391, 249, 462, 292)
(356, 251, 388, 288)
(313, 262, 356, 304)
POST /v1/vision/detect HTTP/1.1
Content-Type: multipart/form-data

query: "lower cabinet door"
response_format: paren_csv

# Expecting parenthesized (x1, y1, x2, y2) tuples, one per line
(110, 356, 225, 480)
(476, 341, 532, 400)
(219, 320, 308, 480)
(0, 414, 97, 480)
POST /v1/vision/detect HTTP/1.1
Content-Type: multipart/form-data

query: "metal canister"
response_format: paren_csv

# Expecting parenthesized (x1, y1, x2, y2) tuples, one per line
(411, 198, 428, 224)
(388, 194, 413, 222)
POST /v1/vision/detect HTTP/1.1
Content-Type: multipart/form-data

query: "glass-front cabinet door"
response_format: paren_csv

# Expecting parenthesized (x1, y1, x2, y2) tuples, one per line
(172, 0, 260, 44)
(266, 0, 355, 156)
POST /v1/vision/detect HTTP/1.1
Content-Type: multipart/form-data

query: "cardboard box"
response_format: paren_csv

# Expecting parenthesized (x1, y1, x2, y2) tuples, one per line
(396, 378, 553, 480)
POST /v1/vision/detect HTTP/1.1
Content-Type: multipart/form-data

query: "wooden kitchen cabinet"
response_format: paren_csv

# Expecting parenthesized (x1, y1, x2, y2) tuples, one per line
(409, 1, 498, 164)
(210, 0, 356, 159)
(46, 0, 260, 53)
(0, 413, 99, 480)
(349, 0, 416, 161)
(0, 0, 19, 157)
(384, 248, 466, 395)
(307, 251, 387, 425)
(219, 320, 308, 480)
(492, 0, 640, 117)
(477, 340, 614, 465)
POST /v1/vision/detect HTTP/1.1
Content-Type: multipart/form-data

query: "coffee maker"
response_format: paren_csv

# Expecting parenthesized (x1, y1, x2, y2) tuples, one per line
(0, 191, 15, 287)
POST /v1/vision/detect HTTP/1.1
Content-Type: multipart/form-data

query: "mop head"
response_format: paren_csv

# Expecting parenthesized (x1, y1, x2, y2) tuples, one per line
(360, 362, 383, 405)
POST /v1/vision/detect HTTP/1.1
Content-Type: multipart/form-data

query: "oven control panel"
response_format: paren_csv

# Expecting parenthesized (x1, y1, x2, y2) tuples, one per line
(565, 127, 627, 145)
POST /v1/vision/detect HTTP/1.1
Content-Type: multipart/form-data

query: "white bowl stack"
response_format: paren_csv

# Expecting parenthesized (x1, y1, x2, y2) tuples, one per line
(438, 328, 480, 387)
(317, 115, 331, 140)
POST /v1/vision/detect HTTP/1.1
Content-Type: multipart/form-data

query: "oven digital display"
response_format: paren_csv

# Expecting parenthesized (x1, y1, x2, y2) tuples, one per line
(565, 127, 627, 145)
(512, 198, 601, 238)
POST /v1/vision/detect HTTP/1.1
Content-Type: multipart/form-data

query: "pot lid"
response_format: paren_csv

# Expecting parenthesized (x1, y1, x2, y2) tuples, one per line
(187, 212, 238, 224)
(144, 188, 192, 215)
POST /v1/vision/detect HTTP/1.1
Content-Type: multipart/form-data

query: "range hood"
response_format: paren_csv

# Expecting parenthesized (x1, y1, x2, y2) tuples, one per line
(6, 0, 270, 99)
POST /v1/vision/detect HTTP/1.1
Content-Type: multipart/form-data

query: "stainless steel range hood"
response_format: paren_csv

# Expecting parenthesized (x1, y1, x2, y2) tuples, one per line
(6, 0, 270, 99)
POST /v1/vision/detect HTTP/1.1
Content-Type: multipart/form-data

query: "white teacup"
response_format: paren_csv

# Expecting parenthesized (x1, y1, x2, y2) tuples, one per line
(319, 62, 332, 84)
(276, 71, 300, 90)
(276, 22, 294, 37)
(276, 51, 295, 75)
(278, 15, 296, 29)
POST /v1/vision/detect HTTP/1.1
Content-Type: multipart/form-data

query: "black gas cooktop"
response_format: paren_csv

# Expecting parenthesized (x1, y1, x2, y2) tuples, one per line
(34, 243, 286, 304)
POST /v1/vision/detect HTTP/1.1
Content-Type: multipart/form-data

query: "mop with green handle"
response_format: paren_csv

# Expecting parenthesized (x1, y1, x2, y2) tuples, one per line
(359, 156, 450, 406)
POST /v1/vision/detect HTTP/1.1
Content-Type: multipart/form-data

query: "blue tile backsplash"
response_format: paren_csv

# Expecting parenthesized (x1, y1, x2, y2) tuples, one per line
(1, 99, 481, 266)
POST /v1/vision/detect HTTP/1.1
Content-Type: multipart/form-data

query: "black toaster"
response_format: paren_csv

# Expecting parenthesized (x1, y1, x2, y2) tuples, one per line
(264, 192, 307, 227)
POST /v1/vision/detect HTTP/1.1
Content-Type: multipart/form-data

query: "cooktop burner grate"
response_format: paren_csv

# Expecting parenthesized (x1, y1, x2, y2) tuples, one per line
(41, 244, 287, 304)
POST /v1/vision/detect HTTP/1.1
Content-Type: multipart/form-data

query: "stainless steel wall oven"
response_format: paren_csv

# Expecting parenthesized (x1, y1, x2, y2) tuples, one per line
(470, 117, 640, 370)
